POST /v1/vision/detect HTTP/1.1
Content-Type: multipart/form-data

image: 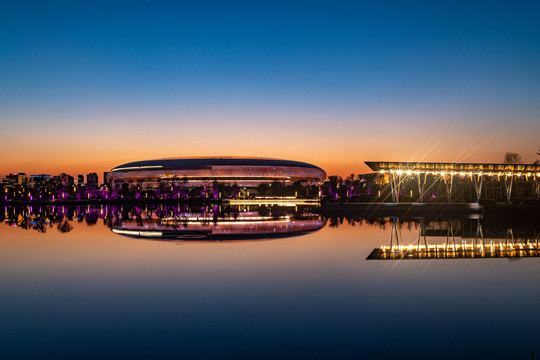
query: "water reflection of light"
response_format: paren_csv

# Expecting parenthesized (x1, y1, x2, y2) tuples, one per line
(370, 239, 540, 259)
(366, 214, 539, 260)
(112, 229, 164, 237)
(111, 214, 326, 242)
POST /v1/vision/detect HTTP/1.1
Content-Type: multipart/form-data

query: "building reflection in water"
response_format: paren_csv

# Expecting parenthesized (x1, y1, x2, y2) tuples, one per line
(367, 215, 540, 260)
(3, 203, 538, 253)
(1, 204, 326, 241)
(110, 206, 325, 241)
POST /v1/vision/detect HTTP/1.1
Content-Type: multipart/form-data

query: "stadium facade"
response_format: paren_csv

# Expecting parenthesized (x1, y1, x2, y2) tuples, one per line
(106, 157, 326, 188)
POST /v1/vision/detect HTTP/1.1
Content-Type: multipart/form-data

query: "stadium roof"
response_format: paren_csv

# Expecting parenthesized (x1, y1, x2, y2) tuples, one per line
(111, 157, 323, 172)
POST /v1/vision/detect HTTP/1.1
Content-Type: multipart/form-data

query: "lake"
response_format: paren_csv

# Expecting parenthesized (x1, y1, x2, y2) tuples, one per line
(0, 204, 538, 359)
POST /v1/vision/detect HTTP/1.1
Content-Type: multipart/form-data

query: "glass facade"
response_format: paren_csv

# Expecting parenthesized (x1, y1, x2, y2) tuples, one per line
(107, 157, 327, 187)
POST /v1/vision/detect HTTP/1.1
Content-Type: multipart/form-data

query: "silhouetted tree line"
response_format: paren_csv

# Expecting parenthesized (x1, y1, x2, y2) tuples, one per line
(1, 175, 323, 203)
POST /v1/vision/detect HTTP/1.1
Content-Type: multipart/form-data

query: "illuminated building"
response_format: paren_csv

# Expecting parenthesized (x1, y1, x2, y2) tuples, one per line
(366, 161, 540, 202)
(2, 173, 26, 186)
(17, 173, 26, 185)
(77, 175, 84, 186)
(107, 157, 327, 188)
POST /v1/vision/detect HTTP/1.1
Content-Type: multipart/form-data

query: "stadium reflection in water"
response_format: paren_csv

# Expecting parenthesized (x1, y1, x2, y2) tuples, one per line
(109, 206, 326, 241)
(0, 203, 325, 241)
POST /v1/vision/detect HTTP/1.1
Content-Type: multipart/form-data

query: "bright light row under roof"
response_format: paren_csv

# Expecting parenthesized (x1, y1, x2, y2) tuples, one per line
(379, 169, 540, 177)
(366, 161, 540, 172)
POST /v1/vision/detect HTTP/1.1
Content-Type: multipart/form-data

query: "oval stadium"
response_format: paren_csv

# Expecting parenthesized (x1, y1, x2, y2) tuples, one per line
(106, 157, 326, 188)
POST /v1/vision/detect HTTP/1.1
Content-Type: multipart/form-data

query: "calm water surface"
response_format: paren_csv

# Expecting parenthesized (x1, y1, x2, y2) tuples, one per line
(0, 205, 538, 359)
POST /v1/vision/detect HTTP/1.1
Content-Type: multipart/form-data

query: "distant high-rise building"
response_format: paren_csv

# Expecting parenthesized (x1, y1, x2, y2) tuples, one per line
(3, 174, 17, 185)
(77, 175, 84, 186)
(87, 173, 98, 186)
(103, 172, 109, 185)
(3, 173, 26, 186)
(17, 173, 26, 185)
(2, 175, 15, 186)
(28, 174, 51, 188)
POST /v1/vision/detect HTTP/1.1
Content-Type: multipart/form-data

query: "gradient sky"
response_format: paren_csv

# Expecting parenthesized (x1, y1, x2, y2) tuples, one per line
(1, 1, 539, 178)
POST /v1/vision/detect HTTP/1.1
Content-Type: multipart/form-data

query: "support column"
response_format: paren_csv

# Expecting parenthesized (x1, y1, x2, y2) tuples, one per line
(417, 218, 428, 251)
(472, 173, 483, 202)
(533, 174, 540, 199)
(390, 172, 401, 203)
(475, 218, 484, 247)
(389, 172, 395, 203)
(443, 173, 454, 203)
(390, 218, 401, 249)
(505, 228, 514, 246)
(417, 172, 426, 203)
(504, 174, 514, 204)
(445, 219, 456, 251)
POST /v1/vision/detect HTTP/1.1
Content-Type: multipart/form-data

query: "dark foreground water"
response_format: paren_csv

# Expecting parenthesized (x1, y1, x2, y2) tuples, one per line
(0, 205, 538, 359)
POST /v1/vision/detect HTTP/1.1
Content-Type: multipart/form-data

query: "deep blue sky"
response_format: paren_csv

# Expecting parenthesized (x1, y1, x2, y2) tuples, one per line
(1, 1, 539, 175)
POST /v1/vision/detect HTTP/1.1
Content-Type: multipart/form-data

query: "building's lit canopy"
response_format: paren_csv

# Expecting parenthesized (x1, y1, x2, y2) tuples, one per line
(108, 156, 327, 186)
(365, 161, 540, 177)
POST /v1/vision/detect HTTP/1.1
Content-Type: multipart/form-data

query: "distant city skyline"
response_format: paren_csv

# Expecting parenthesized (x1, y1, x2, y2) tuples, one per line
(1, 1, 539, 176)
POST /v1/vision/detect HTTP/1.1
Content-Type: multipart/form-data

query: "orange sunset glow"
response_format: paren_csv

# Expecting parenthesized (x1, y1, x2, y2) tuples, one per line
(2, 109, 538, 178)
